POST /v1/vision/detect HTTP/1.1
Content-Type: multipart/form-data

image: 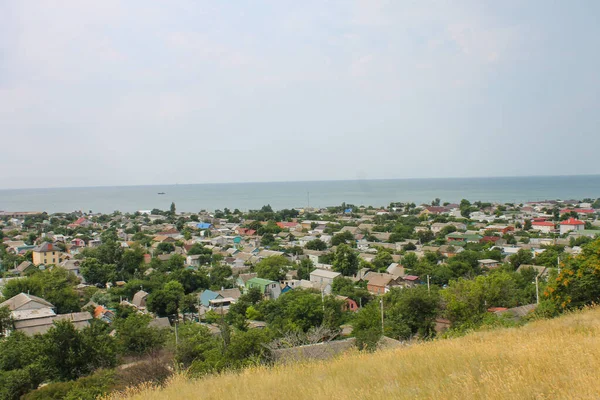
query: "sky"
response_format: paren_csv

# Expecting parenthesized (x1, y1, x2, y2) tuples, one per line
(1, 0, 599, 189)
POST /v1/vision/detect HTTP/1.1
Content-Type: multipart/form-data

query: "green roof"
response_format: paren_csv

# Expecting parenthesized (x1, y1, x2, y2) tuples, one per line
(246, 277, 276, 289)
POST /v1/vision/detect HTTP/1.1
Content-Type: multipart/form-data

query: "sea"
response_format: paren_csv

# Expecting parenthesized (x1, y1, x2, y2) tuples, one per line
(0, 175, 599, 214)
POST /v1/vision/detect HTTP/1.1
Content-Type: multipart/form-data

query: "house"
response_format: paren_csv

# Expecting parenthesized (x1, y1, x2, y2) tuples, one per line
(531, 221, 555, 234)
(560, 218, 585, 235)
(446, 233, 482, 244)
(13, 310, 92, 336)
(365, 272, 399, 295)
(67, 217, 93, 229)
(10, 261, 36, 276)
(196, 222, 213, 230)
(236, 273, 258, 288)
(1, 293, 91, 336)
(132, 290, 149, 308)
(336, 295, 359, 312)
(478, 259, 500, 269)
(71, 238, 85, 247)
(199, 290, 222, 307)
(32, 242, 62, 266)
(386, 263, 405, 278)
(245, 277, 281, 299)
(309, 269, 341, 286)
(1, 292, 55, 312)
(59, 259, 82, 278)
(484, 225, 515, 235)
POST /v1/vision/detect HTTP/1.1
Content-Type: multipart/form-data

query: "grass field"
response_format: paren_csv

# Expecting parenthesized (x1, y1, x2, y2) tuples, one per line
(109, 308, 600, 400)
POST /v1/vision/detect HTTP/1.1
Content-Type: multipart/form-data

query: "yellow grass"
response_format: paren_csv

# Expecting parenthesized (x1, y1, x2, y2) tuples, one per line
(109, 308, 600, 400)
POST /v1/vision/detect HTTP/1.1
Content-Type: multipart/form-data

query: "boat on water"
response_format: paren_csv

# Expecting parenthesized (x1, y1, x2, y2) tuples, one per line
(157, 192, 166, 195)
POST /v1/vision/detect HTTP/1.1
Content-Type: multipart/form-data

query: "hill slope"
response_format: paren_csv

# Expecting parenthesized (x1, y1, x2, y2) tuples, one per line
(111, 308, 600, 400)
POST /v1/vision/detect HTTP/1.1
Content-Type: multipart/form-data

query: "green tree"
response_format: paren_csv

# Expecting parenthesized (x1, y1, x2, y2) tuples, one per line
(254, 256, 290, 281)
(353, 301, 382, 351)
(384, 286, 440, 339)
(147, 281, 185, 318)
(114, 313, 167, 355)
(509, 249, 534, 269)
(305, 239, 327, 251)
(80, 258, 114, 286)
(332, 244, 359, 277)
(0, 306, 13, 338)
(402, 252, 419, 270)
(170, 202, 176, 215)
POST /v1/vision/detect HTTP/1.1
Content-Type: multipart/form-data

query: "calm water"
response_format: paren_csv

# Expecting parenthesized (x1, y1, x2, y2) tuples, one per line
(0, 176, 599, 214)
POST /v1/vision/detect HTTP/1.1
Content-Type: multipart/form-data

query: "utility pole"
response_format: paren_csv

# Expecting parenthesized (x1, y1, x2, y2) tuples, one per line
(427, 275, 431, 295)
(321, 288, 325, 312)
(535, 275, 540, 304)
(380, 298, 384, 334)
(557, 255, 561, 275)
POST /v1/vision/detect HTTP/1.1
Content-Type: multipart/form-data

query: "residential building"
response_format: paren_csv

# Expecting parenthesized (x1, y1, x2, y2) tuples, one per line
(245, 277, 281, 299)
(309, 269, 341, 286)
(560, 218, 585, 235)
(32, 242, 62, 266)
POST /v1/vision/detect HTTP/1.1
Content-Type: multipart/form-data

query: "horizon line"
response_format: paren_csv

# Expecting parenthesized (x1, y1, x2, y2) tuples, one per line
(1, 173, 599, 192)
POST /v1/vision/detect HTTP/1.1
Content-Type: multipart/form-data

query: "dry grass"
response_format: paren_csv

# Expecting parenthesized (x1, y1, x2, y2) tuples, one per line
(108, 308, 600, 400)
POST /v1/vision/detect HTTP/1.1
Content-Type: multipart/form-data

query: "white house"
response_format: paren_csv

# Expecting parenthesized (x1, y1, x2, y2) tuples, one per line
(560, 218, 585, 235)
(309, 269, 341, 286)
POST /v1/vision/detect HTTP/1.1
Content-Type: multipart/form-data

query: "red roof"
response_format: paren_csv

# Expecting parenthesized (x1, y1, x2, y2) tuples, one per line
(480, 236, 501, 243)
(403, 275, 419, 281)
(560, 208, 594, 214)
(488, 307, 508, 312)
(532, 221, 554, 227)
(560, 218, 584, 226)
(276, 222, 298, 229)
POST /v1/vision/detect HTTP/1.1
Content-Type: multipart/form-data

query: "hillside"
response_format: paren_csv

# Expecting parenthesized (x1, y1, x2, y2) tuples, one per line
(110, 308, 600, 400)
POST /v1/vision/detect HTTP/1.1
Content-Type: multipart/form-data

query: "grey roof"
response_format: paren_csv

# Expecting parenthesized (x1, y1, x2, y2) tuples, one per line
(148, 317, 171, 329)
(0, 293, 55, 311)
(132, 290, 149, 308)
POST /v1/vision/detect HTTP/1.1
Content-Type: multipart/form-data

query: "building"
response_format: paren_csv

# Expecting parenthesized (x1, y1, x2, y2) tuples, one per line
(365, 273, 399, 295)
(32, 242, 63, 266)
(531, 221, 555, 234)
(560, 218, 585, 235)
(478, 259, 500, 269)
(309, 269, 341, 286)
(245, 277, 281, 299)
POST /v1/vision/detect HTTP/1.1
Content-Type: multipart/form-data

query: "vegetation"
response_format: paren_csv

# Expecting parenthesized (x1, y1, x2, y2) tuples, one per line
(109, 307, 600, 400)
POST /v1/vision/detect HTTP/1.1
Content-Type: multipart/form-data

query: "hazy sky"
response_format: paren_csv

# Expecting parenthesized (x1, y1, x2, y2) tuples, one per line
(1, 1, 599, 189)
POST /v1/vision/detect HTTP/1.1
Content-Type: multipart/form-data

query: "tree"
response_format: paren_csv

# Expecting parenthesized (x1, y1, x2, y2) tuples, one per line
(384, 286, 440, 339)
(187, 244, 212, 264)
(254, 256, 290, 281)
(402, 252, 419, 270)
(0, 306, 12, 337)
(260, 233, 275, 247)
(331, 231, 354, 246)
(114, 313, 167, 355)
(305, 239, 327, 251)
(332, 244, 359, 277)
(372, 248, 393, 272)
(146, 281, 185, 318)
(42, 320, 117, 381)
(509, 249, 533, 269)
(170, 202, 176, 215)
(442, 277, 487, 327)
(524, 219, 532, 231)
(460, 199, 472, 218)
(297, 258, 314, 280)
(80, 258, 114, 286)
(353, 301, 382, 351)
(156, 242, 175, 255)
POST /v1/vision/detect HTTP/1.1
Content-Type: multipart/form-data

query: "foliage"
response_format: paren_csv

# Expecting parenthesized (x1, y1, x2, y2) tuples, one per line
(146, 281, 185, 318)
(332, 244, 359, 277)
(113, 313, 168, 355)
(254, 256, 290, 281)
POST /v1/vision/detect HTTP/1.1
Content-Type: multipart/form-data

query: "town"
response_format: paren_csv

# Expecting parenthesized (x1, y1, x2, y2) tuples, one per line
(1, 198, 600, 399)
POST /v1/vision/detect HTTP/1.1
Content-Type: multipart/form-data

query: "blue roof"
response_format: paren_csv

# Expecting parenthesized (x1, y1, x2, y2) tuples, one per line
(199, 290, 221, 306)
(197, 222, 212, 229)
